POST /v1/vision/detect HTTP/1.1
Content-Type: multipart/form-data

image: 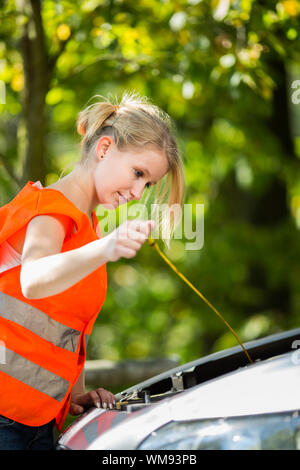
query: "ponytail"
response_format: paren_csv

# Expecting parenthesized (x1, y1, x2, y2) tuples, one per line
(77, 96, 119, 156)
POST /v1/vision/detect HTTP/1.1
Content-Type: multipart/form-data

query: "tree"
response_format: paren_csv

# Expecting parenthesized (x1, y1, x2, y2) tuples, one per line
(1, 0, 300, 363)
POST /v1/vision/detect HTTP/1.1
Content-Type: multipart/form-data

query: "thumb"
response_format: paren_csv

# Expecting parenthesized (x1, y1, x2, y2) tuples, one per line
(147, 220, 155, 231)
(69, 402, 84, 415)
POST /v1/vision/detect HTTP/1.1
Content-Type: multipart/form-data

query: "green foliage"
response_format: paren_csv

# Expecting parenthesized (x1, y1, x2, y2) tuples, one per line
(1, 0, 300, 367)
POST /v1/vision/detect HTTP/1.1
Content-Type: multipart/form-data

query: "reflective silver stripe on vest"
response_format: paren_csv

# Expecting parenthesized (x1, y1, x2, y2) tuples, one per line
(0, 348, 69, 402)
(0, 292, 80, 353)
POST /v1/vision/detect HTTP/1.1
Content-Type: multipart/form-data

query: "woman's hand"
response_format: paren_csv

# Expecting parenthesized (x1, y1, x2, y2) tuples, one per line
(69, 388, 116, 416)
(104, 219, 155, 263)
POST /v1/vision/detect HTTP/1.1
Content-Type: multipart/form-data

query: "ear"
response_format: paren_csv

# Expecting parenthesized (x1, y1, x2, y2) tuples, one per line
(96, 136, 113, 159)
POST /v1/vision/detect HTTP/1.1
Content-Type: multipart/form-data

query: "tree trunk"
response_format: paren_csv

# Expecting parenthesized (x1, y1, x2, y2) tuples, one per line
(19, 0, 51, 187)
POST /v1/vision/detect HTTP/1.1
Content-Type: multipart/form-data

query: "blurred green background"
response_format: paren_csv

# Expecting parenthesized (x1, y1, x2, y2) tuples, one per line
(1, 0, 300, 371)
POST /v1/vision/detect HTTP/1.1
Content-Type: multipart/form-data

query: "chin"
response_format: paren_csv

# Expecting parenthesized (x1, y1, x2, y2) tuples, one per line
(99, 200, 117, 210)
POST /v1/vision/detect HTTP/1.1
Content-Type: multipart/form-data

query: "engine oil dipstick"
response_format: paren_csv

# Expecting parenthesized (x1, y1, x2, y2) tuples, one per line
(147, 236, 253, 364)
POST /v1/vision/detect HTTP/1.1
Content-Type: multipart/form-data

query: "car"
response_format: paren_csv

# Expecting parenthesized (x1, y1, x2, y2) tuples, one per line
(56, 327, 300, 450)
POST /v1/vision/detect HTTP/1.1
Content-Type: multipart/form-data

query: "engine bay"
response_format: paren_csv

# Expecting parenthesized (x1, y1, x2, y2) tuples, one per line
(115, 327, 300, 413)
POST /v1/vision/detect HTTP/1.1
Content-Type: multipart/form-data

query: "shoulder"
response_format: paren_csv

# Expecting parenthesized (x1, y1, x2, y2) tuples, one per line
(37, 181, 75, 233)
(22, 213, 73, 265)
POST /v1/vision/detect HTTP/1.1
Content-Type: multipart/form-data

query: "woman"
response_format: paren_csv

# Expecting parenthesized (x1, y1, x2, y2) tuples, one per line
(0, 92, 185, 450)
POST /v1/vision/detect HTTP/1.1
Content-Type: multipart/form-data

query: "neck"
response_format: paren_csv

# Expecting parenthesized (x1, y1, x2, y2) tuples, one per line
(59, 163, 98, 217)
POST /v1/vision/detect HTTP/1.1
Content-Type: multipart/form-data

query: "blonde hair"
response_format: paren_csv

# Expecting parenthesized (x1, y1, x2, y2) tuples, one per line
(76, 91, 185, 246)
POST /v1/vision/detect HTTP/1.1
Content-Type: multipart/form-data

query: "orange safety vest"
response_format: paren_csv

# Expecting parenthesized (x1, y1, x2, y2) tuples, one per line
(0, 181, 107, 430)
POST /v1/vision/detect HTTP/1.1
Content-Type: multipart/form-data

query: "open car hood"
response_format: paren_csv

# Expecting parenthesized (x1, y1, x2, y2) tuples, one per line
(57, 328, 300, 450)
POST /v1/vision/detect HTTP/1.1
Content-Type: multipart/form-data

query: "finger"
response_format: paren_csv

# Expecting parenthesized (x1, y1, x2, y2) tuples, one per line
(89, 390, 101, 408)
(69, 403, 84, 415)
(127, 229, 147, 243)
(99, 389, 115, 405)
(108, 392, 116, 409)
(127, 219, 149, 234)
(147, 220, 156, 231)
(118, 220, 154, 240)
(95, 389, 109, 409)
(119, 246, 138, 259)
(121, 238, 142, 252)
(94, 388, 111, 409)
(96, 388, 116, 409)
(136, 220, 155, 236)
(71, 393, 90, 407)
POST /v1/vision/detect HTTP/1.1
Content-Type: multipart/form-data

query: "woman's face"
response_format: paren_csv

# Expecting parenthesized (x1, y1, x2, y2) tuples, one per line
(93, 137, 169, 209)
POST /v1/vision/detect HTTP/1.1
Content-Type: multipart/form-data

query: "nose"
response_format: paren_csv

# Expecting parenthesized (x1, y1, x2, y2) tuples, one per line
(130, 182, 145, 201)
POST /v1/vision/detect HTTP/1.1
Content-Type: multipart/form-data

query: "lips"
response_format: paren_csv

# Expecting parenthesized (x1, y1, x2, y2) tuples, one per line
(117, 192, 128, 205)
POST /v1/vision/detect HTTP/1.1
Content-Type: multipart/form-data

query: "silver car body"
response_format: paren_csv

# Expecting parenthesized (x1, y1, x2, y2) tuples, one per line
(57, 328, 300, 450)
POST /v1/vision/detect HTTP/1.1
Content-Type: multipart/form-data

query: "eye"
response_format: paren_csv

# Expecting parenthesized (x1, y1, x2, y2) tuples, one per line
(135, 169, 143, 178)
(134, 169, 152, 188)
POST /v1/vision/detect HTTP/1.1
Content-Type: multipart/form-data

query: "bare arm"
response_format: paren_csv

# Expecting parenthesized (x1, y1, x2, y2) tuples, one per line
(71, 368, 85, 398)
(20, 214, 110, 299)
(20, 215, 154, 300)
